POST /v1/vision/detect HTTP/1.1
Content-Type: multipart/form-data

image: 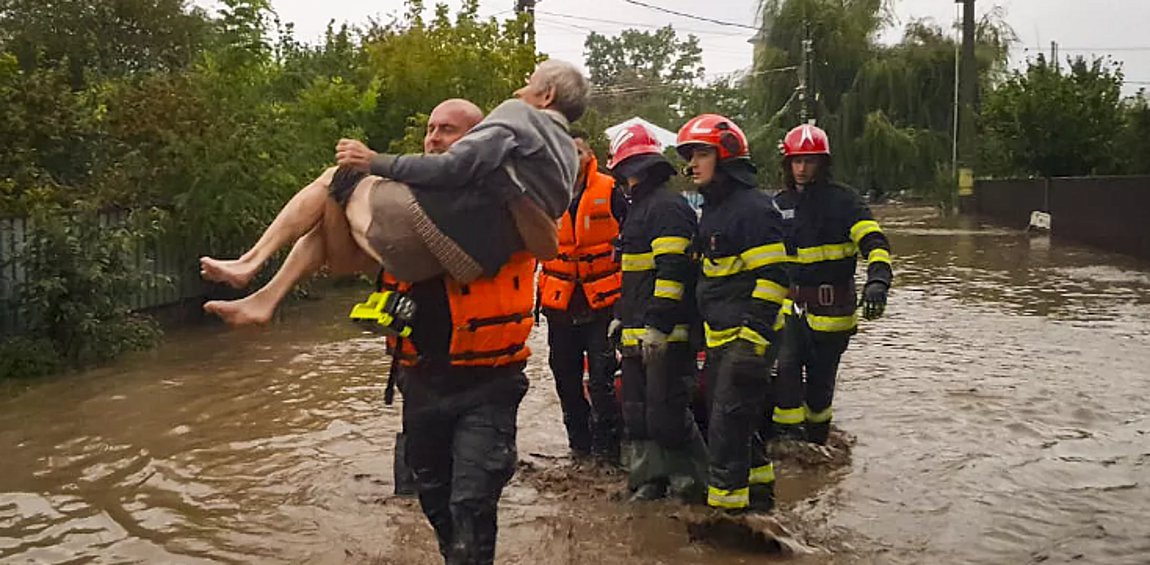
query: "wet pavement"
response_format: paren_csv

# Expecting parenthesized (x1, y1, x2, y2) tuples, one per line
(2, 205, 1149, 564)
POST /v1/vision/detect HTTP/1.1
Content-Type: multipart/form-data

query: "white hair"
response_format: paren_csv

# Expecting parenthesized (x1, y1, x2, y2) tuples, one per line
(534, 59, 590, 123)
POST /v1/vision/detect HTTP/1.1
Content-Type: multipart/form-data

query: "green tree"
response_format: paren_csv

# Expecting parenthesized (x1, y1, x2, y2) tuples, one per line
(1117, 92, 1150, 175)
(981, 54, 1125, 177)
(583, 25, 704, 131)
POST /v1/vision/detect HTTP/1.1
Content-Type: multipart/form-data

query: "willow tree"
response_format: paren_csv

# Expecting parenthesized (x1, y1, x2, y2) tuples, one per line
(750, 0, 1010, 198)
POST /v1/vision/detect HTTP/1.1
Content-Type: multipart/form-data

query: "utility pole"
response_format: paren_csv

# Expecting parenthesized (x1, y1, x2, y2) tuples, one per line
(1050, 40, 1059, 68)
(799, 24, 814, 124)
(515, 0, 537, 46)
(956, 0, 976, 213)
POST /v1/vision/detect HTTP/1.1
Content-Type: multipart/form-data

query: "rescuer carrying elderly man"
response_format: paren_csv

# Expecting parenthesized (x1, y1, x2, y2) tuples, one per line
(199, 59, 590, 565)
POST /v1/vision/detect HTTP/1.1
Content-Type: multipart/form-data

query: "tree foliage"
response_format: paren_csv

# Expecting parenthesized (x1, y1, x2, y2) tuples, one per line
(981, 54, 1127, 178)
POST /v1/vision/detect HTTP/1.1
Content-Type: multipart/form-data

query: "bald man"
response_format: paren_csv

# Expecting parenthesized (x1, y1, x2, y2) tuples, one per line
(201, 99, 485, 325)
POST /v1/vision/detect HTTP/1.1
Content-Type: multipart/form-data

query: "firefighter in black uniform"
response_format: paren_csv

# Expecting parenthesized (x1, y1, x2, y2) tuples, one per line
(608, 123, 708, 502)
(677, 114, 789, 513)
(770, 123, 893, 445)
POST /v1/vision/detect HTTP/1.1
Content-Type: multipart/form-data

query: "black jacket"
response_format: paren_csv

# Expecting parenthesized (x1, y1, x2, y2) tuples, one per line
(696, 178, 790, 350)
(618, 179, 697, 345)
(774, 181, 893, 288)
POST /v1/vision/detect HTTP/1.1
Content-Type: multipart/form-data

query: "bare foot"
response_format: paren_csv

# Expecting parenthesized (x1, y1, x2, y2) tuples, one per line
(200, 257, 262, 289)
(203, 294, 276, 327)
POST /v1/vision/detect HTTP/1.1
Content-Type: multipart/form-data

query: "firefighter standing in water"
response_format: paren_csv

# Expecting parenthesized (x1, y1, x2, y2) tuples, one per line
(609, 123, 708, 502)
(770, 124, 893, 445)
(677, 114, 789, 513)
(538, 131, 626, 463)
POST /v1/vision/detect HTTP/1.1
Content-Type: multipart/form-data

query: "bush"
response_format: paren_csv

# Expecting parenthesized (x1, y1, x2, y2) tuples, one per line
(11, 203, 167, 369)
(0, 336, 62, 380)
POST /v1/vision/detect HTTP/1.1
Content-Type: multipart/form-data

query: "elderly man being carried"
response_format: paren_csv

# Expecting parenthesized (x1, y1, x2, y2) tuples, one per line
(199, 59, 589, 325)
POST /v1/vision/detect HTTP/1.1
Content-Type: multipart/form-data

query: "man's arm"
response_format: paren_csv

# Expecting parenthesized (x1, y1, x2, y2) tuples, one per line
(739, 211, 790, 353)
(645, 201, 696, 334)
(336, 126, 518, 190)
(846, 192, 893, 287)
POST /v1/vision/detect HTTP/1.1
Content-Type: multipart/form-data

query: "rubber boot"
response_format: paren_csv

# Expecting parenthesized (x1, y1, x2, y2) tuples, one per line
(772, 423, 805, 442)
(749, 483, 775, 514)
(806, 421, 831, 445)
(394, 432, 417, 497)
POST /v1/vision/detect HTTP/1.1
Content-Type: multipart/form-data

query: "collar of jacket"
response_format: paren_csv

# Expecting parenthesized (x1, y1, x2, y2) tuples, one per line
(542, 108, 569, 131)
(700, 173, 752, 205)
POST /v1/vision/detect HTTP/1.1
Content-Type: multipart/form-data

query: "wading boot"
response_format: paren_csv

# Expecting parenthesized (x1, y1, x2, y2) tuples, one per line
(630, 480, 669, 502)
(748, 483, 775, 514)
(806, 421, 830, 445)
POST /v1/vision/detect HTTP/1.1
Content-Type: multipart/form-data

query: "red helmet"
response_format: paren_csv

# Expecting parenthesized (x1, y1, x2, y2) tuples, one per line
(607, 123, 663, 170)
(782, 124, 831, 157)
(676, 114, 749, 161)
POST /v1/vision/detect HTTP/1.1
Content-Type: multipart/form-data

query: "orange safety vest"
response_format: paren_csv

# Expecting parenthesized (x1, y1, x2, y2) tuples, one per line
(538, 156, 622, 312)
(381, 252, 536, 368)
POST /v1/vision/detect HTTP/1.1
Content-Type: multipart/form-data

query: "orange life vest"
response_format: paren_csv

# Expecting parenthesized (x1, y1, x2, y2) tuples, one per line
(538, 156, 622, 312)
(382, 252, 536, 368)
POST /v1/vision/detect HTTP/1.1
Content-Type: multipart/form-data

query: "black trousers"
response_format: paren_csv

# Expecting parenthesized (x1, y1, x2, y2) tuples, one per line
(546, 313, 620, 455)
(400, 366, 528, 565)
(704, 343, 775, 510)
(773, 314, 851, 443)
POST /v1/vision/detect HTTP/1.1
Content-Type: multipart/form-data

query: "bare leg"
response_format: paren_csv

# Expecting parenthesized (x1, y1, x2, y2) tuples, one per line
(204, 177, 379, 327)
(200, 167, 338, 289)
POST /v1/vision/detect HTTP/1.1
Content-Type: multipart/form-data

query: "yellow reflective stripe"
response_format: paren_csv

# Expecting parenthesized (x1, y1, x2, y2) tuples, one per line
(773, 406, 805, 425)
(780, 299, 794, 316)
(805, 404, 833, 424)
(621, 328, 643, 347)
(741, 243, 789, 269)
(752, 279, 788, 304)
(748, 463, 776, 485)
(707, 486, 749, 509)
(621, 252, 654, 272)
(651, 236, 690, 256)
(704, 324, 769, 355)
(624, 325, 689, 345)
(774, 310, 786, 332)
(795, 242, 858, 264)
(807, 312, 858, 333)
(850, 220, 883, 244)
(653, 279, 684, 301)
(868, 248, 892, 265)
(702, 255, 744, 277)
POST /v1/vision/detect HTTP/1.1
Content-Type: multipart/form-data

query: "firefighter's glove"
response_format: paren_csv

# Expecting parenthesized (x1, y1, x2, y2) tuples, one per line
(607, 318, 623, 341)
(861, 281, 889, 320)
(639, 326, 668, 363)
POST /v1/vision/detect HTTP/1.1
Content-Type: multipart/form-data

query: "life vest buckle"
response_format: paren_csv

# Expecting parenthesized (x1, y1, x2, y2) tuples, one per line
(817, 284, 835, 307)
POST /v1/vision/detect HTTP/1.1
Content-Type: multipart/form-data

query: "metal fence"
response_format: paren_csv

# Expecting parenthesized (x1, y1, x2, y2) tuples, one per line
(0, 211, 203, 336)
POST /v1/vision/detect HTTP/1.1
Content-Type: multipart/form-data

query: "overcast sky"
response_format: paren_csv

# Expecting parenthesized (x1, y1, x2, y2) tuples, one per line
(193, 0, 1150, 93)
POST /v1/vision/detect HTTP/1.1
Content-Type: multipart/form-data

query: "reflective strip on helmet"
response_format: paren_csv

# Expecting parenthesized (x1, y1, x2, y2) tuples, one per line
(741, 243, 789, 269)
(702, 255, 745, 277)
(806, 312, 858, 333)
(773, 406, 805, 425)
(752, 279, 788, 304)
(621, 252, 655, 272)
(795, 242, 858, 264)
(707, 486, 749, 509)
(651, 236, 690, 256)
(850, 220, 883, 245)
(653, 279, 684, 301)
(621, 328, 644, 347)
(704, 323, 769, 355)
(748, 463, 776, 485)
(805, 404, 833, 424)
(868, 248, 892, 265)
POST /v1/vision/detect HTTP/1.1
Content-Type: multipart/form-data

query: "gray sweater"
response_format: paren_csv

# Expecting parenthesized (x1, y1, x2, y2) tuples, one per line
(370, 99, 577, 220)
(369, 99, 578, 275)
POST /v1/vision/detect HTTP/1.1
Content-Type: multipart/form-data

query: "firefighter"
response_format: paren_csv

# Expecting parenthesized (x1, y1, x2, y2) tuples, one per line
(771, 123, 893, 445)
(538, 131, 626, 462)
(608, 123, 708, 502)
(677, 114, 789, 513)
(370, 253, 536, 565)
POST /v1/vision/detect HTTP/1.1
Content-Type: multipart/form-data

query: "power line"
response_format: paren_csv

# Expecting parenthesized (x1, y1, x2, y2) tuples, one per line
(536, 10, 734, 37)
(620, 0, 760, 31)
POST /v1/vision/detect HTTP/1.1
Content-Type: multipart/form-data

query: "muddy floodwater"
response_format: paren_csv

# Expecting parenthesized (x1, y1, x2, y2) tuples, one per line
(2, 206, 1149, 564)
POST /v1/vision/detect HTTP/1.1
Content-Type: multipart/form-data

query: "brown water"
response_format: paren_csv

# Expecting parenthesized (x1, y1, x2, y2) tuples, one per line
(2, 206, 1149, 564)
